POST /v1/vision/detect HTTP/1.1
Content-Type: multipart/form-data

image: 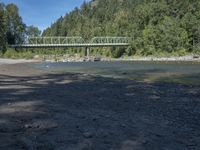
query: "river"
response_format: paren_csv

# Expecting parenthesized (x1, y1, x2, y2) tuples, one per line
(34, 61, 200, 85)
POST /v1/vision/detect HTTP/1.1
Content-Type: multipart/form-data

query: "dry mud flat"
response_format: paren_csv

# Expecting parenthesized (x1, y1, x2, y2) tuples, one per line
(0, 63, 200, 150)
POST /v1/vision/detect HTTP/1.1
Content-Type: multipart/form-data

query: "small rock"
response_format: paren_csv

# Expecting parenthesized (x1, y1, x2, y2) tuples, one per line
(24, 119, 58, 130)
(105, 114, 111, 118)
(24, 124, 31, 129)
(20, 137, 35, 150)
(98, 129, 110, 138)
(193, 55, 199, 59)
(149, 95, 160, 100)
(103, 140, 111, 144)
(120, 123, 126, 128)
(124, 99, 129, 102)
(33, 55, 40, 59)
(92, 117, 98, 121)
(0, 123, 21, 133)
(122, 72, 127, 75)
(83, 132, 93, 138)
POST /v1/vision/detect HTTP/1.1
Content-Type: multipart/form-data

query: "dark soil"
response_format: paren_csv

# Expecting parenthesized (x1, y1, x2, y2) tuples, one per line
(0, 64, 200, 150)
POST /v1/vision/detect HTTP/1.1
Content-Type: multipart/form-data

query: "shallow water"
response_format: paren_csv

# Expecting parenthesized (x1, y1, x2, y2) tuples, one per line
(34, 61, 200, 85)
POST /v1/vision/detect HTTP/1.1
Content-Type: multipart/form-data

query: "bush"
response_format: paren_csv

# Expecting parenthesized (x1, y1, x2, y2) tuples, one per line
(193, 46, 200, 55)
(111, 47, 125, 58)
(3, 49, 34, 59)
(3, 49, 18, 58)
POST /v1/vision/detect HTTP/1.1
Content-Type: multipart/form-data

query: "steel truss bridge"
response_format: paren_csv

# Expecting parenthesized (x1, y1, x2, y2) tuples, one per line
(9, 37, 132, 48)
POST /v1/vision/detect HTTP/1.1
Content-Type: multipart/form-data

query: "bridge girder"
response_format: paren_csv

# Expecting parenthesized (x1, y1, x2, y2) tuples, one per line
(91, 37, 132, 44)
(28, 37, 85, 45)
(9, 37, 132, 48)
(27, 37, 132, 45)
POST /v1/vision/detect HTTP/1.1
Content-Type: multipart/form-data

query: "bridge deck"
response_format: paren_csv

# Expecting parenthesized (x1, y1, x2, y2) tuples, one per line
(9, 43, 130, 48)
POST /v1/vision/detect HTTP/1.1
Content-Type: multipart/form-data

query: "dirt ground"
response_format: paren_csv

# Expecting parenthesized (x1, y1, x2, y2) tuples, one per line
(0, 63, 200, 150)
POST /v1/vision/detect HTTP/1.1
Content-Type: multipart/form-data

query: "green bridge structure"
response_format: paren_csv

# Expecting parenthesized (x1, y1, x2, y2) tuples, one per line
(9, 36, 132, 56)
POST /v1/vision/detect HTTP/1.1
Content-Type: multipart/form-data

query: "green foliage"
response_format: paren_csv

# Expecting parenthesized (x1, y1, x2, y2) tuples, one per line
(0, 3, 7, 53)
(3, 48, 34, 59)
(26, 25, 41, 37)
(0, 3, 28, 54)
(136, 17, 189, 55)
(6, 4, 26, 44)
(1, 0, 200, 57)
(41, 0, 200, 56)
(111, 47, 126, 58)
(193, 46, 200, 55)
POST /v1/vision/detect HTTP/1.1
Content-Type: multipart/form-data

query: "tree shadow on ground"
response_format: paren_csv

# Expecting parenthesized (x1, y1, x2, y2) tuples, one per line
(0, 72, 200, 150)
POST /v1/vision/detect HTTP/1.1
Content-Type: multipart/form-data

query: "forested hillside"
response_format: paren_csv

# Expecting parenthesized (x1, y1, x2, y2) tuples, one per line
(1, 1, 200, 58)
(43, 0, 200, 57)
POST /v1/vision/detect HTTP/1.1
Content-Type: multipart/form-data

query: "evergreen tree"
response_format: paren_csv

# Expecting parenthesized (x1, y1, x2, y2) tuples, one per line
(0, 3, 6, 53)
(6, 4, 26, 45)
(26, 25, 41, 37)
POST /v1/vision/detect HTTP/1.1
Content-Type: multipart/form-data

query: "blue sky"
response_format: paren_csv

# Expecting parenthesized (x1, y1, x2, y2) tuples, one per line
(2, 0, 90, 31)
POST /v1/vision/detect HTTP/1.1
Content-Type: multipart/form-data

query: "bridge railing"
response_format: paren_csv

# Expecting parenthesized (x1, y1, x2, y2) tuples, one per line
(9, 36, 134, 48)
(91, 37, 132, 44)
(28, 37, 85, 45)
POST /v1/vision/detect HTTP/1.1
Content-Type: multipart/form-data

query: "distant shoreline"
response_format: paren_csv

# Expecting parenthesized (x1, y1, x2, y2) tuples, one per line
(104, 55, 200, 62)
(40, 55, 200, 63)
(0, 55, 200, 64)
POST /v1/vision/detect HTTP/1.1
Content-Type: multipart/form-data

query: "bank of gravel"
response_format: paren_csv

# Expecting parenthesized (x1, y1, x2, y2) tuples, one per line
(0, 62, 200, 150)
(44, 55, 200, 62)
(2, 54, 200, 63)
(0, 58, 40, 65)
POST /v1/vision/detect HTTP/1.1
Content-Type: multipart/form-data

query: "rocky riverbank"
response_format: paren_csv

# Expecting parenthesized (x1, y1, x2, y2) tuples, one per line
(0, 63, 200, 149)
(1, 54, 200, 63)
(37, 54, 200, 62)
(35, 54, 101, 62)
(117, 55, 200, 62)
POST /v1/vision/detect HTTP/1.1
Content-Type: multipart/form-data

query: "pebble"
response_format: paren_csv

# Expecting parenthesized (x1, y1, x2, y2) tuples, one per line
(24, 119, 58, 130)
(105, 114, 111, 118)
(92, 117, 98, 121)
(120, 123, 126, 128)
(24, 124, 31, 129)
(20, 137, 35, 150)
(83, 132, 93, 138)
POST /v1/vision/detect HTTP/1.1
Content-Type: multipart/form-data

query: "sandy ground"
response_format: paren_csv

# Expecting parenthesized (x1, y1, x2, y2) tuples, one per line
(0, 61, 200, 150)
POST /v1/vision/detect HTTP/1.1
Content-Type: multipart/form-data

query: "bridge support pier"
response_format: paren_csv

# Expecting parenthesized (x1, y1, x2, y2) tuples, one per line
(85, 47, 90, 57)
